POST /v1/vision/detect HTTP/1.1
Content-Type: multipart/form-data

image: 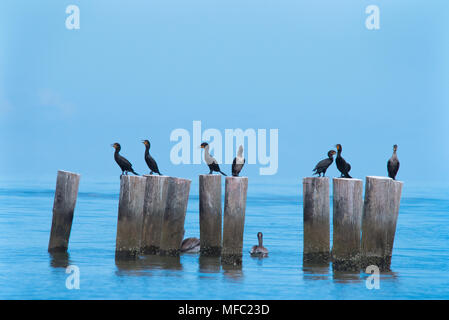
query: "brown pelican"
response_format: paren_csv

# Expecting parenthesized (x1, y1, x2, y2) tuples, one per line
(250, 232, 268, 257)
(180, 237, 200, 253)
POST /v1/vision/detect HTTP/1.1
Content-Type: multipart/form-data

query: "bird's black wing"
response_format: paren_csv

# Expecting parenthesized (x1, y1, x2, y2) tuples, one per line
(117, 154, 133, 171)
(209, 161, 221, 172)
(146, 154, 161, 174)
(314, 158, 331, 171)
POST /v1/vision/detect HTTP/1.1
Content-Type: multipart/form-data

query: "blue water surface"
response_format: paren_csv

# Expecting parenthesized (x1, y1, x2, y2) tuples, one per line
(0, 178, 448, 299)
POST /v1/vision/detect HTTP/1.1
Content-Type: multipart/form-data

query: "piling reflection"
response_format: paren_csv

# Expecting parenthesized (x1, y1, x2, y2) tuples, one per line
(49, 251, 71, 269)
(302, 261, 330, 281)
(115, 254, 183, 276)
(198, 256, 221, 274)
(332, 270, 361, 283)
(222, 262, 244, 281)
(361, 269, 399, 282)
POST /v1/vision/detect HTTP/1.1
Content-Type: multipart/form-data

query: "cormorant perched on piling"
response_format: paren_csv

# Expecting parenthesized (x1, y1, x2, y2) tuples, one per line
(200, 142, 227, 176)
(232, 145, 245, 177)
(111, 143, 139, 176)
(387, 144, 400, 180)
(335, 144, 352, 178)
(312, 150, 336, 177)
(250, 232, 268, 257)
(142, 139, 162, 175)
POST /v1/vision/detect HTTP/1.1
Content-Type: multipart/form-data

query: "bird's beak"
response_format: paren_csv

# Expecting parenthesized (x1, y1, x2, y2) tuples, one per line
(111, 144, 114, 147)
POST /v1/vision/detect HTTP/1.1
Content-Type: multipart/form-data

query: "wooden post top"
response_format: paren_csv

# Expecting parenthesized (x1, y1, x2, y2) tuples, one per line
(57, 170, 80, 177)
(366, 176, 403, 184)
(332, 177, 363, 182)
(225, 176, 248, 180)
(120, 175, 145, 181)
(141, 175, 191, 183)
(303, 177, 329, 182)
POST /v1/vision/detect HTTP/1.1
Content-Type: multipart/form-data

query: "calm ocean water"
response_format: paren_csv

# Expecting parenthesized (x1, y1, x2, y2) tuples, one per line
(0, 177, 448, 300)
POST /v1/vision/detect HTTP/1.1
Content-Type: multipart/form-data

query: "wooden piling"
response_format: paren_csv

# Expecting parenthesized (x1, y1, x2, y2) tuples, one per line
(332, 178, 363, 271)
(141, 175, 170, 255)
(115, 175, 146, 260)
(361, 176, 403, 271)
(302, 177, 330, 263)
(199, 175, 222, 256)
(222, 177, 248, 265)
(159, 177, 191, 256)
(48, 170, 80, 253)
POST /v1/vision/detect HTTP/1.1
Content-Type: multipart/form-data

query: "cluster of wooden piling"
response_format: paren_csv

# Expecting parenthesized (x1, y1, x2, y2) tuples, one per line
(116, 175, 191, 259)
(199, 175, 248, 265)
(48, 170, 401, 273)
(47, 170, 248, 264)
(303, 176, 403, 271)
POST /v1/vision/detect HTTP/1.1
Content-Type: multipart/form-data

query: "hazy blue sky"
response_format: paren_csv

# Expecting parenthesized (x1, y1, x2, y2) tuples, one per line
(1, 1, 448, 185)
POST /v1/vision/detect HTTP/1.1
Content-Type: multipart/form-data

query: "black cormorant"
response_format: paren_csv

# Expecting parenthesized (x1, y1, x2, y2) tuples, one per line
(387, 144, 400, 180)
(142, 139, 162, 175)
(335, 144, 352, 178)
(312, 150, 336, 177)
(180, 237, 200, 253)
(232, 145, 245, 177)
(250, 232, 268, 257)
(200, 142, 227, 176)
(111, 143, 139, 176)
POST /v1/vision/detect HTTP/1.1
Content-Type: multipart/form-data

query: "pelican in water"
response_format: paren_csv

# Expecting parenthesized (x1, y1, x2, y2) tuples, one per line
(180, 237, 200, 253)
(250, 232, 268, 257)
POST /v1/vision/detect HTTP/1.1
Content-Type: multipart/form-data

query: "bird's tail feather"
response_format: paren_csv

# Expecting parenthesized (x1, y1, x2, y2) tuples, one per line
(220, 171, 227, 176)
(131, 170, 139, 176)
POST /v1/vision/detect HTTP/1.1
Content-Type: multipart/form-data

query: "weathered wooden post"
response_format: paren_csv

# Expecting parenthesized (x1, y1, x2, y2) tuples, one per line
(332, 178, 364, 271)
(115, 175, 146, 259)
(48, 170, 80, 253)
(361, 176, 403, 271)
(159, 177, 191, 256)
(302, 177, 330, 263)
(222, 176, 248, 265)
(199, 175, 222, 256)
(141, 175, 169, 255)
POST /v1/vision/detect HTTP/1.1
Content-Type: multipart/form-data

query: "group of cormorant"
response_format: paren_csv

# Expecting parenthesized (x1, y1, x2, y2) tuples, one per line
(199, 142, 246, 177)
(112, 141, 399, 258)
(112, 141, 246, 177)
(312, 144, 400, 180)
